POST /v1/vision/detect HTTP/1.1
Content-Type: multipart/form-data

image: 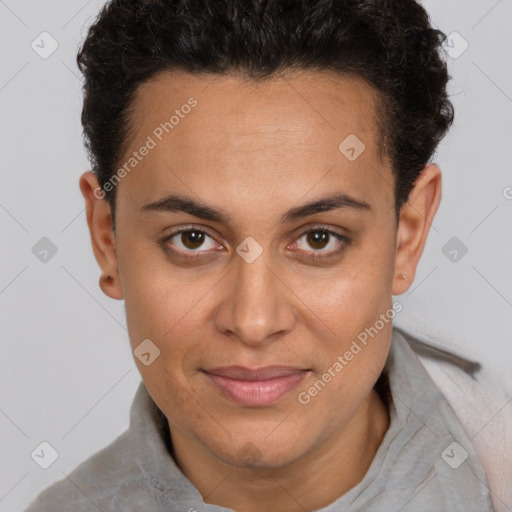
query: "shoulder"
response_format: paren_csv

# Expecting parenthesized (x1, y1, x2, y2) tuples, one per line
(397, 328, 512, 512)
(24, 431, 147, 512)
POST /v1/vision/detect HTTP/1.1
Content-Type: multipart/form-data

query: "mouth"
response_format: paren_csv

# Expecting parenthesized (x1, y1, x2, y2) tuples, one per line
(202, 366, 310, 406)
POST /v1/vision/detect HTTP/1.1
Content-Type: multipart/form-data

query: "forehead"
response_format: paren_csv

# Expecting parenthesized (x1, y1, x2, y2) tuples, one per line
(117, 69, 394, 218)
(130, 69, 381, 145)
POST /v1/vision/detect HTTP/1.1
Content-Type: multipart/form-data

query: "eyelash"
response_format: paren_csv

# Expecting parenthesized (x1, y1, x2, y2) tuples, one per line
(159, 225, 350, 262)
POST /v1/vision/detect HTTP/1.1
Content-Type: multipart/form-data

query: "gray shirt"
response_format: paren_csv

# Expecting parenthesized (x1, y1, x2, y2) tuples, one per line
(26, 328, 495, 511)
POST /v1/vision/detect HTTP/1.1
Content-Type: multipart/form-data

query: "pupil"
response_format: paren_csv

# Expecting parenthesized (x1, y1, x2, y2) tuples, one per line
(308, 230, 328, 250)
(182, 231, 204, 249)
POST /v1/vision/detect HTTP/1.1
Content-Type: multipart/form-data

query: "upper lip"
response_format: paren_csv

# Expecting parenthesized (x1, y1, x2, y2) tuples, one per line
(203, 365, 309, 381)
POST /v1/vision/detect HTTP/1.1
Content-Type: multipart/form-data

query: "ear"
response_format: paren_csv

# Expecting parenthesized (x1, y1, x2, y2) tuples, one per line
(79, 171, 123, 300)
(392, 164, 442, 295)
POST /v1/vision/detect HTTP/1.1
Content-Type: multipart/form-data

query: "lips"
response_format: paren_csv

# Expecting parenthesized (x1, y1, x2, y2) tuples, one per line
(202, 366, 309, 406)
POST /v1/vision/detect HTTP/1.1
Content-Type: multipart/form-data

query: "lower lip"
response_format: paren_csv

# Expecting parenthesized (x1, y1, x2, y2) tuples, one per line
(203, 371, 308, 406)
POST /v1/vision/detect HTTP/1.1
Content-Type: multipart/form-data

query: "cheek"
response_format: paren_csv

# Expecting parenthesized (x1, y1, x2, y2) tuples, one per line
(123, 279, 207, 388)
(299, 236, 396, 334)
(119, 244, 218, 389)
(124, 276, 206, 425)
(118, 236, 212, 342)
(294, 230, 395, 402)
(140, 362, 208, 431)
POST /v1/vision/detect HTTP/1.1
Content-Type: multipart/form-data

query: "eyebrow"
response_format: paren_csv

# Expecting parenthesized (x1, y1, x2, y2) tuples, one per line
(140, 192, 371, 224)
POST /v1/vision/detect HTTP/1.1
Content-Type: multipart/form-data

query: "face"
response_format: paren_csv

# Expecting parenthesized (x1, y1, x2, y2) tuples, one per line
(81, 69, 441, 469)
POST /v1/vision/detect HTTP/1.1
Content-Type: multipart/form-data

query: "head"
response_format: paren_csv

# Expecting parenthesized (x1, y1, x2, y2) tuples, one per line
(78, 0, 453, 469)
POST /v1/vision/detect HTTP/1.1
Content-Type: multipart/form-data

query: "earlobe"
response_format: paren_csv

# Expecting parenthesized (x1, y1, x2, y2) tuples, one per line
(99, 273, 122, 299)
(79, 171, 124, 300)
(392, 164, 442, 295)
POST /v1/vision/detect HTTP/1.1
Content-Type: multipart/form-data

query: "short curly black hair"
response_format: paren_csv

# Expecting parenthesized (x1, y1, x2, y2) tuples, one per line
(77, 0, 454, 220)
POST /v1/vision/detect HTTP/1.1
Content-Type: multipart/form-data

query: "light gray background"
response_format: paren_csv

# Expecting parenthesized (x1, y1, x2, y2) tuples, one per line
(0, 0, 511, 510)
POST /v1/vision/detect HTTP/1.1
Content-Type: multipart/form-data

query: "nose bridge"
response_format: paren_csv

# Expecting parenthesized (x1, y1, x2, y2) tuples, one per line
(215, 246, 295, 345)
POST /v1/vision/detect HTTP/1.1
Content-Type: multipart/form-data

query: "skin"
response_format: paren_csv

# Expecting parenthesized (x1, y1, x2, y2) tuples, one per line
(80, 70, 441, 512)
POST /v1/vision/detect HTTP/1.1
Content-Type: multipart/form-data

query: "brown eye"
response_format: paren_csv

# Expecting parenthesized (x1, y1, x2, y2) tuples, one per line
(163, 228, 219, 255)
(181, 230, 205, 250)
(294, 227, 349, 260)
(306, 230, 330, 250)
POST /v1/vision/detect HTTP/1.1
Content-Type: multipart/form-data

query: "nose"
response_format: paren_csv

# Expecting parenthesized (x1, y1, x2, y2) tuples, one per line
(213, 249, 297, 347)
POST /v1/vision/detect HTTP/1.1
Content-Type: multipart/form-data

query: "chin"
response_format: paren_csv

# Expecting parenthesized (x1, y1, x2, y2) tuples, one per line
(211, 435, 309, 470)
